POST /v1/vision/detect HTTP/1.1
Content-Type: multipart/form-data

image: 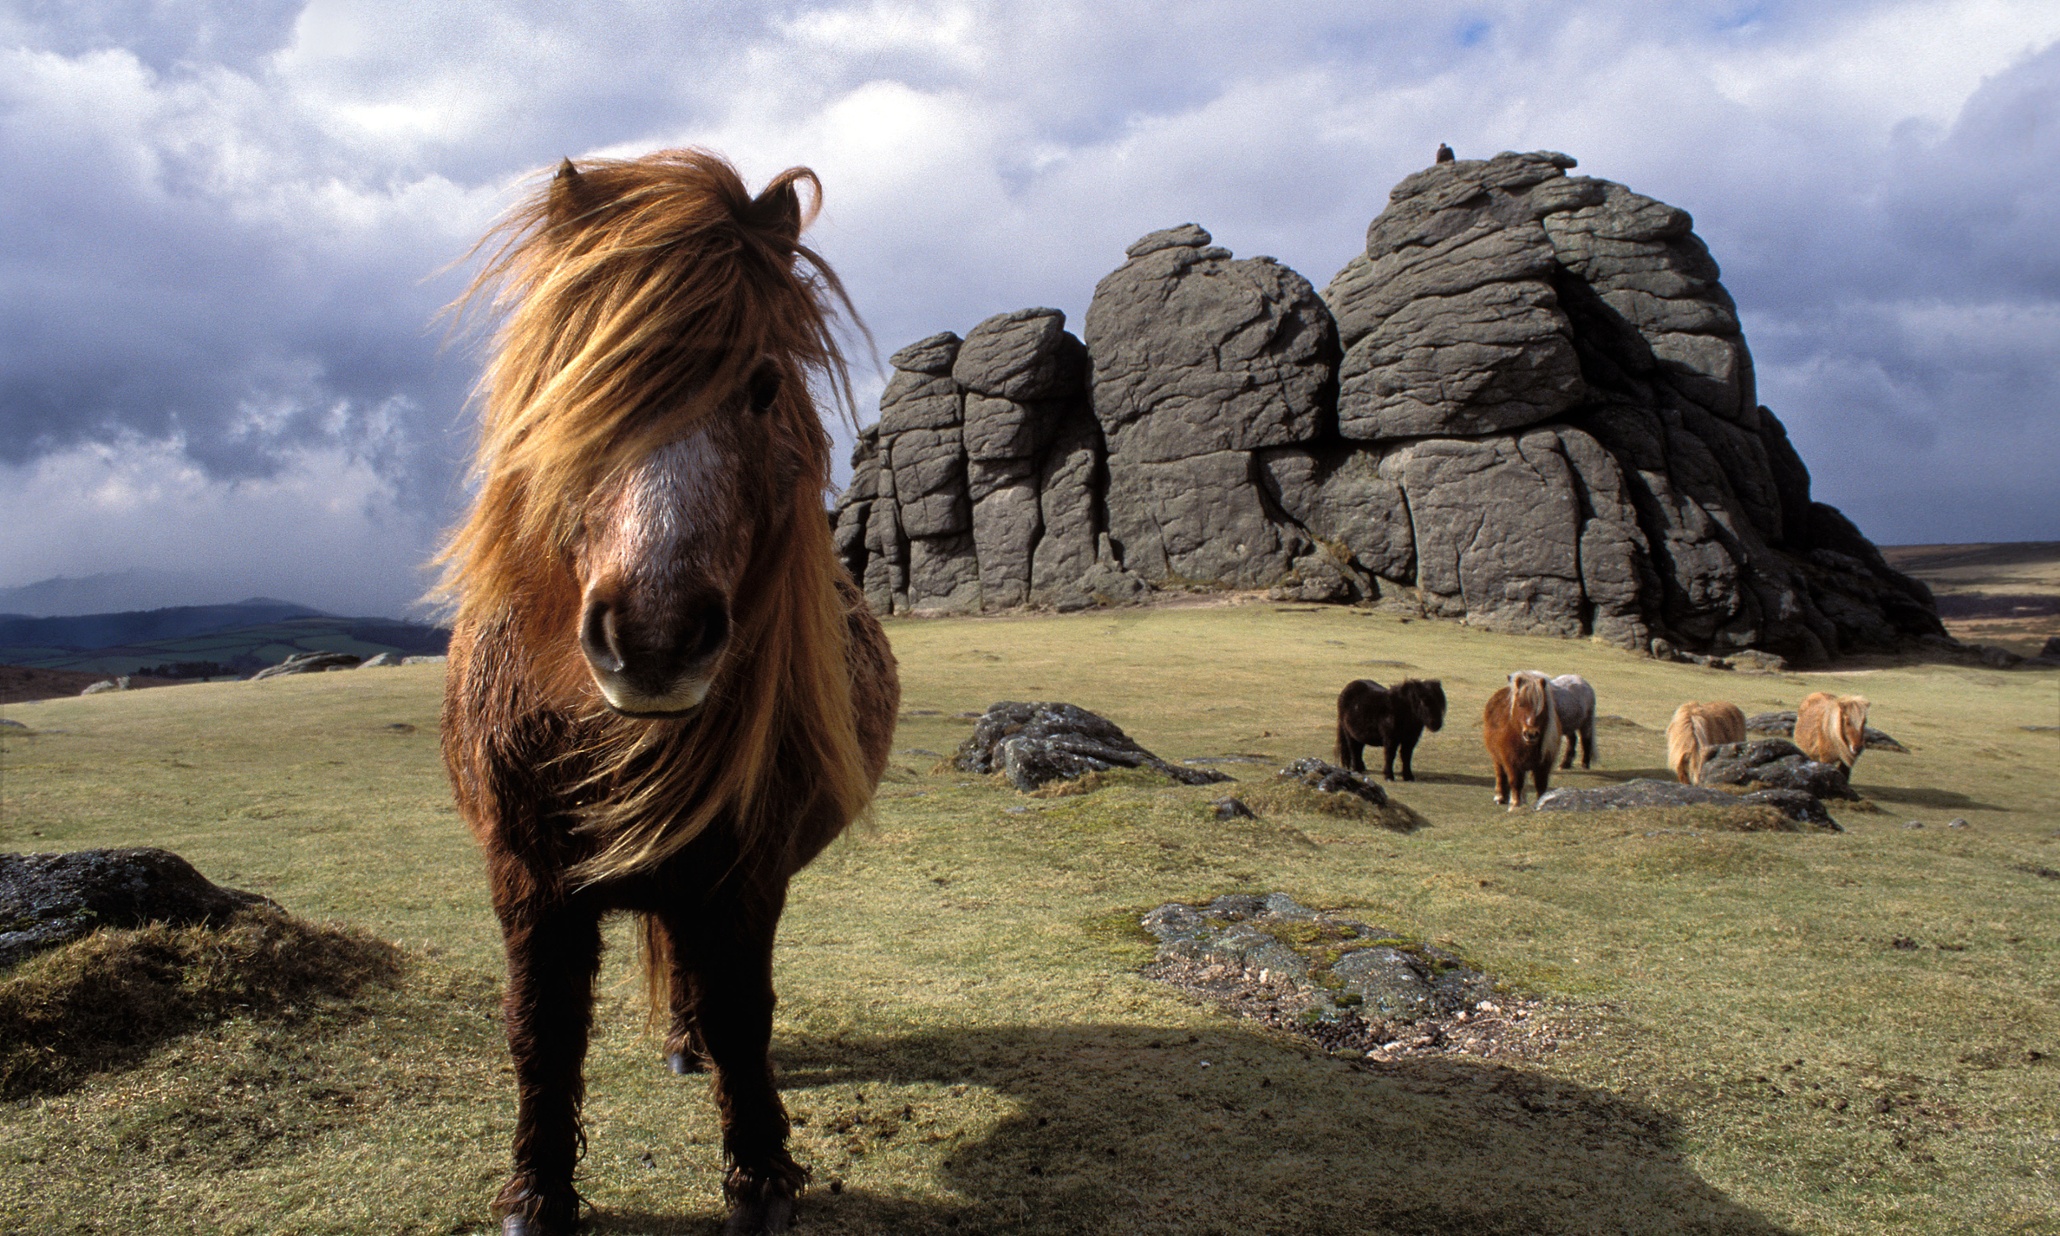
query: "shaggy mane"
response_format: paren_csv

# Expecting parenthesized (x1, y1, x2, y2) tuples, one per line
(436, 148, 873, 886)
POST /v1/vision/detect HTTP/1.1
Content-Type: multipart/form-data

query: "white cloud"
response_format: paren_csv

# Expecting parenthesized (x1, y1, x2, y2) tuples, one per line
(1, 0, 2057, 612)
(0, 436, 440, 614)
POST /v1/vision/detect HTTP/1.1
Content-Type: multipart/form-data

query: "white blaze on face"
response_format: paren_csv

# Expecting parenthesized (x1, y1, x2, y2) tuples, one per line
(580, 429, 749, 717)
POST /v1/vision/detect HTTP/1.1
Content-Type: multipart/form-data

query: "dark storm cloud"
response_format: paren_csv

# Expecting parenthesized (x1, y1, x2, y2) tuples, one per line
(0, 0, 2056, 615)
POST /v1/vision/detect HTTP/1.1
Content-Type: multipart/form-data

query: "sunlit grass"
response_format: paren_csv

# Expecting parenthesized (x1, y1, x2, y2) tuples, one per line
(0, 607, 2055, 1234)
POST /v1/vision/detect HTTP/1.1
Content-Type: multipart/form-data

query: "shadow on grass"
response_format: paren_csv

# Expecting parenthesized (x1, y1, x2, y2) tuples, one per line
(0, 908, 402, 1098)
(1590, 767, 1682, 784)
(1406, 771, 1497, 788)
(591, 1024, 1793, 1236)
(1852, 783, 2006, 812)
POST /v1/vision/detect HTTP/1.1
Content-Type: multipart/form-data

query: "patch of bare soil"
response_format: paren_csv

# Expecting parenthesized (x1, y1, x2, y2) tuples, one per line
(0, 665, 180, 705)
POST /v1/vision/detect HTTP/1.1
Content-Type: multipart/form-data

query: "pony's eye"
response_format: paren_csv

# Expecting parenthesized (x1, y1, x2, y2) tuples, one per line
(746, 364, 782, 414)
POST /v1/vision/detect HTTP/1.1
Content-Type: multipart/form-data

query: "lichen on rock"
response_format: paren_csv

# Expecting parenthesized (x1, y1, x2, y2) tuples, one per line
(1141, 894, 1530, 1060)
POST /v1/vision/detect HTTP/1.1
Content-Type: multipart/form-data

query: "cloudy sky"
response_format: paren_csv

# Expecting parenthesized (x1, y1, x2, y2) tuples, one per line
(1, 0, 2055, 617)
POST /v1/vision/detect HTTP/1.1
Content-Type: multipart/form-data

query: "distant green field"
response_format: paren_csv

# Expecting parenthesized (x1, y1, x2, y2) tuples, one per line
(0, 606, 2055, 1234)
(0, 616, 446, 675)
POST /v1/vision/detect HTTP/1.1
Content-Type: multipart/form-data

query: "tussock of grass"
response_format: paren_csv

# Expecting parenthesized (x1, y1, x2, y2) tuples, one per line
(1576, 803, 1810, 834)
(1236, 778, 1429, 832)
(0, 906, 402, 1097)
(1022, 767, 1178, 797)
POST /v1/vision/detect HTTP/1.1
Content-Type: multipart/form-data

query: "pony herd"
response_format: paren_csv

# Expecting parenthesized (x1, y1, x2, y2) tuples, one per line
(1333, 669, 1592, 808)
(1337, 673, 1871, 812)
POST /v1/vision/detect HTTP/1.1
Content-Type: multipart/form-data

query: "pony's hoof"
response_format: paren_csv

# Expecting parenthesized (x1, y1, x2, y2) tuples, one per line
(502, 1215, 568, 1236)
(665, 1050, 704, 1075)
(723, 1194, 795, 1235)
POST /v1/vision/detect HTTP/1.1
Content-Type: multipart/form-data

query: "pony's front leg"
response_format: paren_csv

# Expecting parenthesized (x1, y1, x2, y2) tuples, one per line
(666, 892, 804, 1235)
(494, 897, 604, 1236)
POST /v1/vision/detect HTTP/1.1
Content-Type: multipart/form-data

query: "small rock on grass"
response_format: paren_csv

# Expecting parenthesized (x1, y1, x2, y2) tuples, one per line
(952, 701, 1231, 792)
(0, 848, 274, 968)
(1141, 894, 1533, 1062)
(1275, 758, 1387, 805)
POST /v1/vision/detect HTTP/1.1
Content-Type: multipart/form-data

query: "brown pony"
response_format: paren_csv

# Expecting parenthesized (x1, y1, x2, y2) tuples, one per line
(1795, 691, 1869, 777)
(1482, 671, 1561, 810)
(1666, 701, 1746, 784)
(1335, 677, 1446, 781)
(437, 151, 898, 1236)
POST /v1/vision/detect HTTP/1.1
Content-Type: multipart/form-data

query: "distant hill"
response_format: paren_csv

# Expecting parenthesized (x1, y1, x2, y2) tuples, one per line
(0, 602, 449, 676)
(0, 599, 327, 653)
(1880, 541, 2060, 655)
(0, 570, 248, 617)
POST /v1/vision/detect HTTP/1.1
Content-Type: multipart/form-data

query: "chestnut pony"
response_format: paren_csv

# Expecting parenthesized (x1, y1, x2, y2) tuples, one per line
(1512, 671, 1598, 770)
(1794, 691, 1869, 778)
(1482, 671, 1561, 809)
(1666, 701, 1746, 784)
(438, 151, 898, 1236)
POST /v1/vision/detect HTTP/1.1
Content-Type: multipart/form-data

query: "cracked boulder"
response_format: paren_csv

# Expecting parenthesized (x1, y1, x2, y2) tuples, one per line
(1085, 224, 1335, 589)
(1696, 739, 1859, 801)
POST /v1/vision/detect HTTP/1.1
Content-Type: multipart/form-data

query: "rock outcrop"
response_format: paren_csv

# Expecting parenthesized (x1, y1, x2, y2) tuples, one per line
(251, 651, 362, 679)
(832, 152, 1944, 663)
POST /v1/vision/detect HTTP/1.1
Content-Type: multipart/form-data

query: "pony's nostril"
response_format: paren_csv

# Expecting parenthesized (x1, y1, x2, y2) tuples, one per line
(580, 600, 626, 675)
(674, 603, 729, 666)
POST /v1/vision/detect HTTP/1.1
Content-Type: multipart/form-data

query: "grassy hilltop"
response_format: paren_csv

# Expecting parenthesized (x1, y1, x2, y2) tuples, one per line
(0, 605, 2055, 1234)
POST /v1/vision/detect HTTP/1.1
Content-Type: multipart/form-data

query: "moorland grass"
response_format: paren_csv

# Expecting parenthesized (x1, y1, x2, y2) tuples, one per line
(0, 604, 2055, 1234)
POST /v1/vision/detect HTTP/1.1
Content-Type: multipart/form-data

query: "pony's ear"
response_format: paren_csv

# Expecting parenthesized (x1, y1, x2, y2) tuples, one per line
(547, 158, 596, 227)
(747, 180, 803, 255)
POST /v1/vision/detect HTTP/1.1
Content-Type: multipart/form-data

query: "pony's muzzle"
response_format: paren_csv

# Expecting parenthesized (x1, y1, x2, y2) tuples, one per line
(579, 592, 730, 717)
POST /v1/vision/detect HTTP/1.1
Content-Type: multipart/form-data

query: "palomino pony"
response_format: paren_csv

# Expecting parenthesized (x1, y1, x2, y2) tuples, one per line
(1794, 691, 1869, 779)
(1483, 671, 1560, 809)
(1666, 701, 1746, 785)
(1334, 678, 1446, 781)
(1512, 671, 1598, 770)
(438, 151, 898, 1236)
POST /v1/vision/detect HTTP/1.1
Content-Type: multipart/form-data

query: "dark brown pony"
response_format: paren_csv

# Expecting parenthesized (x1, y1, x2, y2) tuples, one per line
(437, 150, 898, 1236)
(1334, 678, 1446, 781)
(1482, 671, 1560, 810)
